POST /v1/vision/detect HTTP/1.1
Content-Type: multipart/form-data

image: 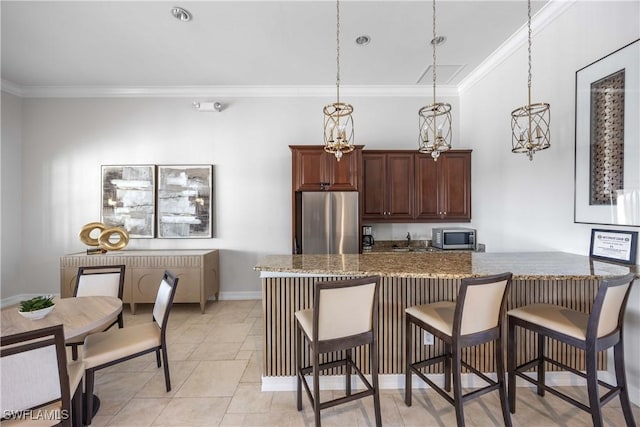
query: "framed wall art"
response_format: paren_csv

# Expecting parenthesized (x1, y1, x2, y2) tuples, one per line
(589, 228, 638, 265)
(101, 165, 156, 238)
(157, 165, 213, 238)
(575, 39, 640, 226)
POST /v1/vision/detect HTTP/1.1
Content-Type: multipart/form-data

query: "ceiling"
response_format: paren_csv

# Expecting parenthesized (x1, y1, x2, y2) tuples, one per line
(1, 1, 548, 93)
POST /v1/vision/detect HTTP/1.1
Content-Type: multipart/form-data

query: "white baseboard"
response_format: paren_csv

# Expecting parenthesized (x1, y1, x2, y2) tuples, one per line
(1, 293, 60, 308)
(1, 291, 260, 308)
(215, 291, 261, 301)
(261, 371, 613, 393)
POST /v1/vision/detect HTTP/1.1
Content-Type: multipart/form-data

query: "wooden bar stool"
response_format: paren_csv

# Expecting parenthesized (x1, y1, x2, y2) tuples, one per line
(295, 276, 381, 427)
(405, 272, 513, 427)
(507, 273, 636, 427)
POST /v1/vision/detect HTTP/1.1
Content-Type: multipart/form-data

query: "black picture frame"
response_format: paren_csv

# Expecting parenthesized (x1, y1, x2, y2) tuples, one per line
(589, 228, 638, 265)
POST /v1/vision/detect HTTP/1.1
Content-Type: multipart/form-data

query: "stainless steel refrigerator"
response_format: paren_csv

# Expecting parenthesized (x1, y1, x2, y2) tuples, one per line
(300, 192, 359, 254)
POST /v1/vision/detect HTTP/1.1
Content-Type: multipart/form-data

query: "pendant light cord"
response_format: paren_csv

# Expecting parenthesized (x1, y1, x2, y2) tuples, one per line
(527, 0, 532, 140)
(527, 0, 532, 103)
(432, 0, 437, 103)
(336, 0, 341, 105)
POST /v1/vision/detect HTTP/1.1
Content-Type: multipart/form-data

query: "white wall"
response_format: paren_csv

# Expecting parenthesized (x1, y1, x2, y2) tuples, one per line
(459, 0, 640, 403)
(13, 94, 457, 299)
(1, 91, 23, 298)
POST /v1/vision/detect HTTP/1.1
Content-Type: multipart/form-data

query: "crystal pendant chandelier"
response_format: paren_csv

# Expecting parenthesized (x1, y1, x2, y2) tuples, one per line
(510, 0, 550, 161)
(418, 0, 452, 161)
(323, 0, 354, 162)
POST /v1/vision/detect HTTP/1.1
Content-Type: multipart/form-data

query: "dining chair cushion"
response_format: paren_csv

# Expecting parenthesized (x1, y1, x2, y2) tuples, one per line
(1, 344, 61, 412)
(405, 301, 456, 337)
(76, 272, 122, 298)
(83, 322, 161, 369)
(508, 304, 589, 340)
(153, 278, 173, 329)
(67, 360, 84, 392)
(64, 318, 120, 346)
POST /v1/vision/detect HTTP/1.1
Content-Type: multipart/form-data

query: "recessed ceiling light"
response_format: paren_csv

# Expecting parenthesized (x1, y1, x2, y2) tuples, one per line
(171, 7, 192, 22)
(355, 35, 371, 46)
(430, 36, 446, 46)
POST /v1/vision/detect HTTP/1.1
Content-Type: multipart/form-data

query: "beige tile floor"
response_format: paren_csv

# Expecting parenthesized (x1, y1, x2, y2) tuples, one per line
(85, 300, 640, 426)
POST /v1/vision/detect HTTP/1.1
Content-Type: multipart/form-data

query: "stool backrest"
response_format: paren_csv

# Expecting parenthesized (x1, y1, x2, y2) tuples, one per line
(456, 272, 513, 336)
(315, 276, 380, 342)
(74, 265, 125, 299)
(1, 325, 70, 422)
(589, 273, 636, 339)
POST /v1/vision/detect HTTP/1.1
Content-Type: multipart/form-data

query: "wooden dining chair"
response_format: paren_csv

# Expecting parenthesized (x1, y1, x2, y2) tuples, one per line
(67, 264, 126, 360)
(82, 270, 179, 425)
(295, 276, 381, 427)
(405, 272, 513, 427)
(1, 324, 84, 427)
(507, 273, 637, 427)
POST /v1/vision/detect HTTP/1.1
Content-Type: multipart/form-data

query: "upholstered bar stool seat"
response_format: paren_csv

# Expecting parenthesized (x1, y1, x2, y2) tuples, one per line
(507, 273, 637, 427)
(405, 272, 513, 427)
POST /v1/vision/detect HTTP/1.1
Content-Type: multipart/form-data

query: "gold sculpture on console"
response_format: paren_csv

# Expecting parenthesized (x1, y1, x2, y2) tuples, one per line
(79, 222, 129, 252)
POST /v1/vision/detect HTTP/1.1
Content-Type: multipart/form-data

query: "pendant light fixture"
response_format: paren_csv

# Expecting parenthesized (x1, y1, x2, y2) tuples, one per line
(510, 0, 550, 161)
(323, 0, 354, 162)
(418, 0, 452, 161)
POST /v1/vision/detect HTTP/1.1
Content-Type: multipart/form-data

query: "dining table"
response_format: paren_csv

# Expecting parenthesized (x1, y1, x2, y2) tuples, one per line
(1, 295, 123, 423)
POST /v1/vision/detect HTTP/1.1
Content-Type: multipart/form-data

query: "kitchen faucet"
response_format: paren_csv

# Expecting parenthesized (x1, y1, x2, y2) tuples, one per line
(406, 232, 411, 246)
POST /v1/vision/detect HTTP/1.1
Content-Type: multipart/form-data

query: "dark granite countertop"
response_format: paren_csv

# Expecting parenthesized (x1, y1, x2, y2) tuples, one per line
(254, 252, 637, 280)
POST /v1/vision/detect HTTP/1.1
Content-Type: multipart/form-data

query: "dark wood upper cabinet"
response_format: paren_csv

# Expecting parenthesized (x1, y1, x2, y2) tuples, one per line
(415, 150, 471, 221)
(363, 149, 471, 223)
(290, 145, 361, 192)
(362, 151, 414, 221)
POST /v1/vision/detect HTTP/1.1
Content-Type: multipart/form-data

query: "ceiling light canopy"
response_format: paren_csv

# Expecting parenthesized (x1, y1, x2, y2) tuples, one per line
(418, 0, 452, 161)
(510, 0, 550, 161)
(355, 35, 371, 46)
(323, 0, 354, 162)
(171, 7, 192, 22)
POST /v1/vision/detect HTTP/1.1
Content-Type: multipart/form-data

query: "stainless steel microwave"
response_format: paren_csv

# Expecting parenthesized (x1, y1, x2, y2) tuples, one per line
(432, 227, 476, 250)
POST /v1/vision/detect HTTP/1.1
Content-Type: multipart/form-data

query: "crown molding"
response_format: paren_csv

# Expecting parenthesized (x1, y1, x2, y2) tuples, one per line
(1, 79, 24, 97)
(0, 83, 459, 99)
(457, 0, 576, 95)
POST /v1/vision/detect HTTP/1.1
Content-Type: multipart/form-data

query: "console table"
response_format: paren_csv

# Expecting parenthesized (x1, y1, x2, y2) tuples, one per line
(60, 249, 219, 314)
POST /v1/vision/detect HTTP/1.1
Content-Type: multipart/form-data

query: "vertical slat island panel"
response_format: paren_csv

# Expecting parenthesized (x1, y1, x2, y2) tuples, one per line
(256, 252, 636, 382)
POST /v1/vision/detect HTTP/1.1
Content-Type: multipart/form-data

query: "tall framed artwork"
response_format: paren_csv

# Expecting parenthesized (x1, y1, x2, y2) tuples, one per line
(101, 165, 155, 238)
(574, 39, 640, 226)
(157, 165, 213, 238)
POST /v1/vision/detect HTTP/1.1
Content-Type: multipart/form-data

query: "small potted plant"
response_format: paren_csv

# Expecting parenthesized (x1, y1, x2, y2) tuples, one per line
(18, 295, 55, 320)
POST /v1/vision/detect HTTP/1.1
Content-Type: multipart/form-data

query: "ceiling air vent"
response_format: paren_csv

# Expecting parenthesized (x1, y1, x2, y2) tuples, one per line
(416, 65, 466, 85)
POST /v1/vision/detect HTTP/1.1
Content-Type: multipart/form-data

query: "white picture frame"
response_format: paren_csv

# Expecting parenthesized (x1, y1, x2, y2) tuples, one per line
(574, 39, 640, 226)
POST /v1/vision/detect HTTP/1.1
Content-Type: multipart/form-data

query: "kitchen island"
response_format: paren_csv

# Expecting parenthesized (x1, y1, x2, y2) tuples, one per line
(254, 252, 637, 390)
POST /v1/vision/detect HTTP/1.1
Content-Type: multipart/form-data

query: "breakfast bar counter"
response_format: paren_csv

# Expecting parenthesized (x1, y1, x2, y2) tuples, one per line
(254, 252, 637, 389)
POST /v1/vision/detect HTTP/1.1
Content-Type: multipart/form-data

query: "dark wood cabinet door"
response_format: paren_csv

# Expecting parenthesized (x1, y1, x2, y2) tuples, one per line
(291, 146, 360, 191)
(386, 153, 414, 219)
(362, 153, 387, 219)
(326, 149, 359, 191)
(439, 151, 471, 221)
(415, 150, 471, 221)
(414, 153, 440, 220)
(292, 147, 325, 191)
